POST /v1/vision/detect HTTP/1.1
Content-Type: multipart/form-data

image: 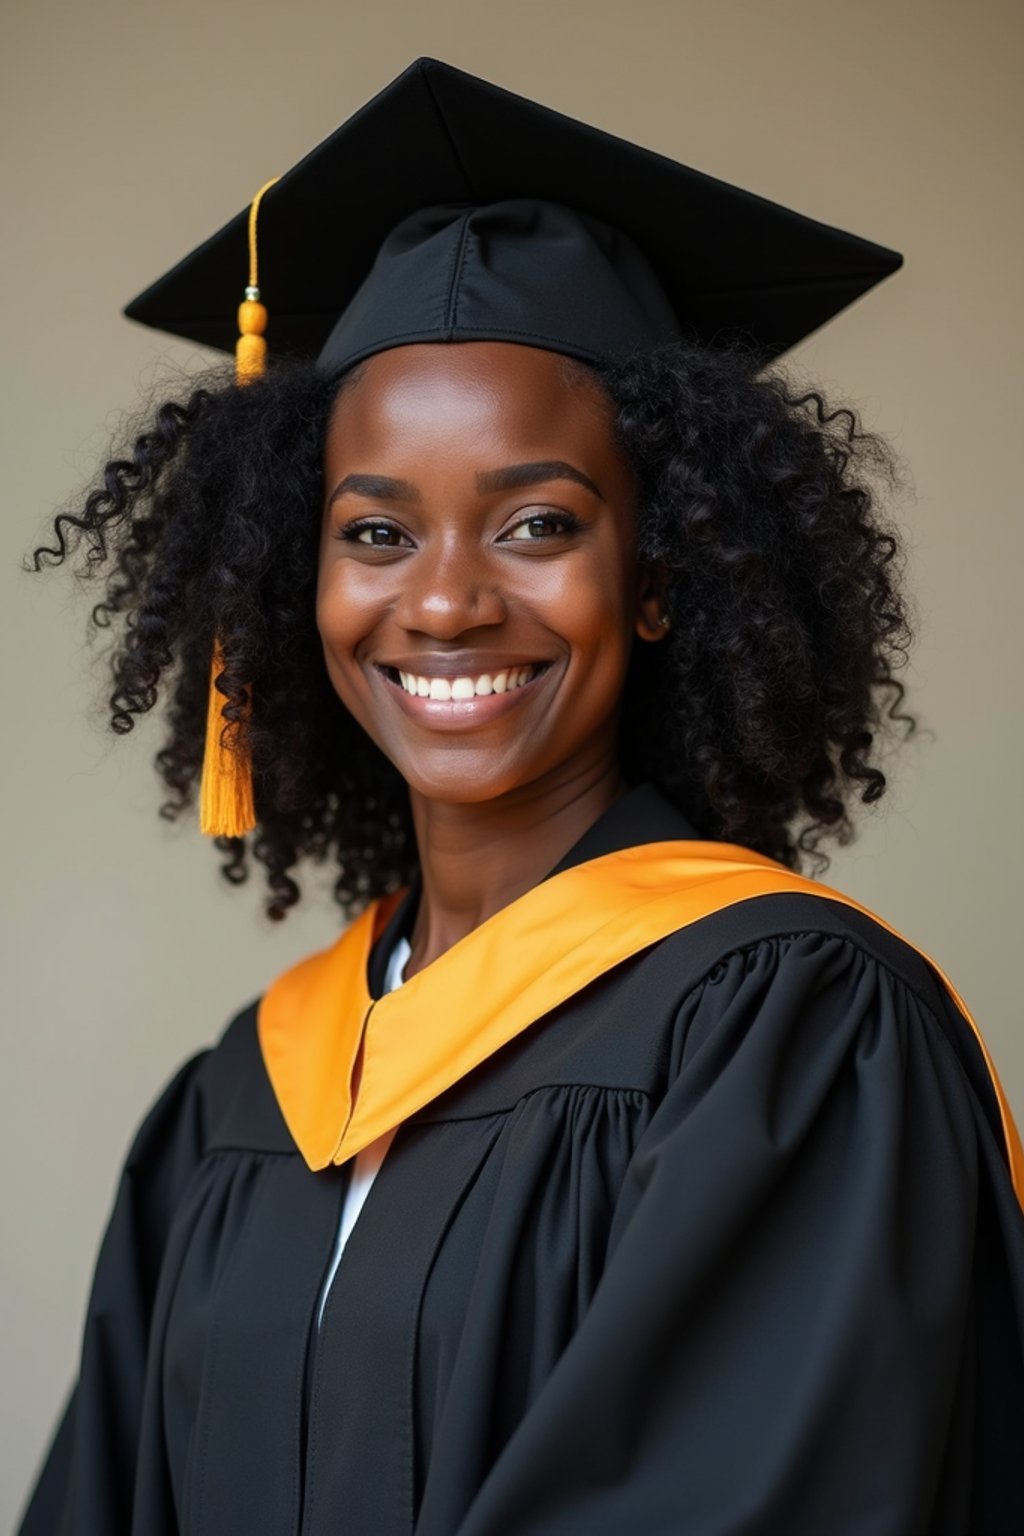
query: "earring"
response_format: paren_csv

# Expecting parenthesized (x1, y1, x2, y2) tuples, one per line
(657, 613, 671, 630)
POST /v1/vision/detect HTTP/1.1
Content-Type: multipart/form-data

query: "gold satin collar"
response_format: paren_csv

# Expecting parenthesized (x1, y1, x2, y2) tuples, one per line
(257, 839, 1024, 1208)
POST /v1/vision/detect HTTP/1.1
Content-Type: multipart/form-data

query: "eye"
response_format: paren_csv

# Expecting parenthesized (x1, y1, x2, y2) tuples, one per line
(501, 510, 583, 542)
(337, 519, 412, 548)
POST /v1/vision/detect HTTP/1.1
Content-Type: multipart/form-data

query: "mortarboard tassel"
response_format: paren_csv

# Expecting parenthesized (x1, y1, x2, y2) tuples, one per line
(198, 177, 278, 838)
(199, 632, 257, 838)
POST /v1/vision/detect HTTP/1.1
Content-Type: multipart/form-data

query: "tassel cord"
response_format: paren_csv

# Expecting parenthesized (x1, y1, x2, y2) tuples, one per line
(198, 175, 278, 838)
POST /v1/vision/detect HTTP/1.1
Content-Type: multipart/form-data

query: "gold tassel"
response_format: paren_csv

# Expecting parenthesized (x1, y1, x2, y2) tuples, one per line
(199, 635, 257, 837)
(198, 176, 278, 837)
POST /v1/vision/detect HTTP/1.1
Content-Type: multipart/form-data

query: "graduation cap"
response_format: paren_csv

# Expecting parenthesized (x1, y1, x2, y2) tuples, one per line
(123, 56, 902, 837)
(126, 55, 902, 374)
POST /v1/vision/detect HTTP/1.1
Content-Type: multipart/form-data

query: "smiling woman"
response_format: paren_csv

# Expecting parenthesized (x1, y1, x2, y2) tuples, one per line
(18, 57, 1024, 1536)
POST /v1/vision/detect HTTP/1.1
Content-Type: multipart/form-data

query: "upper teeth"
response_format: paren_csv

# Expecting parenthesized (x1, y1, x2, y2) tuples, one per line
(396, 666, 538, 700)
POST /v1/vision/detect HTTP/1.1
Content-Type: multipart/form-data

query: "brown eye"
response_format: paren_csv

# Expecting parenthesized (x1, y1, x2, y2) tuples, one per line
(338, 520, 411, 548)
(503, 510, 583, 541)
(357, 525, 401, 546)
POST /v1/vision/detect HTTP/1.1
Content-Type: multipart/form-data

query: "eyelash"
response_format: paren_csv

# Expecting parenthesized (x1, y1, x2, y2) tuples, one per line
(336, 509, 585, 547)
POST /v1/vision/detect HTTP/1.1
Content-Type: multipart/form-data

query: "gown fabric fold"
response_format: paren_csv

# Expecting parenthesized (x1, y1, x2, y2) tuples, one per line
(18, 785, 1024, 1535)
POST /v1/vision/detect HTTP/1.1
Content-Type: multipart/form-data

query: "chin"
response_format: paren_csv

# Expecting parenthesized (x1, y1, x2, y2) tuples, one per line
(395, 754, 543, 807)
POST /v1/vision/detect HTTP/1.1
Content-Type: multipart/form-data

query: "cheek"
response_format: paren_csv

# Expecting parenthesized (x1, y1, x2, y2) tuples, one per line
(571, 541, 640, 712)
(315, 559, 346, 658)
(317, 535, 383, 638)
(315, 552, 377, 702)
(552, 539, 636, 656)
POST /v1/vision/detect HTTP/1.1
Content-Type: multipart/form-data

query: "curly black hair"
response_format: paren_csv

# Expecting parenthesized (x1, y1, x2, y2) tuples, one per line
(28, 340, 914, 919)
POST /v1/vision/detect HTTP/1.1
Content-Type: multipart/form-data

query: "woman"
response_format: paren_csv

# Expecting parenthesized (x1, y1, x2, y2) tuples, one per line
(19, 57, 1024, 1536)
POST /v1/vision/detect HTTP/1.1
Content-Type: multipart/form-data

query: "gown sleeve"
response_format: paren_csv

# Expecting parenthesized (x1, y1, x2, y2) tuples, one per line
(456, 929, 1024, 1536)
(17, 1050, 208, 1536)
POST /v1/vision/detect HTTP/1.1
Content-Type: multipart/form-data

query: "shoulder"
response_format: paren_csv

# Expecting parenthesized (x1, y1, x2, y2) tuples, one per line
(186, 997, 295, 1156)
(658, 885, 950, 1021)
(652, 887, 1008, 1149)
(122, 997, 294, 1173)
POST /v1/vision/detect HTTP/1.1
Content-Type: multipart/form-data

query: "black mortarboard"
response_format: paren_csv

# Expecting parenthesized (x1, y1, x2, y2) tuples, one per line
(124, 56, 902, 377)
(128, 58, 903, 842)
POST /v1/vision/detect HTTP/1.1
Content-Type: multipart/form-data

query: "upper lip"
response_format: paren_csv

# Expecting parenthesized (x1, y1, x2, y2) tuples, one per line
(374, 656, 552, 678)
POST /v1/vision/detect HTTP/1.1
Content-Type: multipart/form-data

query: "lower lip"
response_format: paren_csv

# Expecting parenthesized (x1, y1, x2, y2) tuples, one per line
(374, 666, 553, 728)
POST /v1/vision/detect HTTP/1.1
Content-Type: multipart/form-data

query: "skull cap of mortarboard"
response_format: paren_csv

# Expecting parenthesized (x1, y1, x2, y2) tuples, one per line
(123, 56, 903, 375)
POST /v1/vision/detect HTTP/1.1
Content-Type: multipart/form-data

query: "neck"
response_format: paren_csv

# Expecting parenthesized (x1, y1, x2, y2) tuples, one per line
(405, 758, 628, 976)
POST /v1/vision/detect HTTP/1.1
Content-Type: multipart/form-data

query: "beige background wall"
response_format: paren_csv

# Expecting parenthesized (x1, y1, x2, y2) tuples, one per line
(3, 0, 1021, 1523)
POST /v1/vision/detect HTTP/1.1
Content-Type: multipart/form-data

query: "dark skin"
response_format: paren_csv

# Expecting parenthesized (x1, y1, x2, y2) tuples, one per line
(317, 341, 670, 976)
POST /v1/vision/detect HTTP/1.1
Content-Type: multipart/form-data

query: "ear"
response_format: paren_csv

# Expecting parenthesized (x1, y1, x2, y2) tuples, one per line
(634, 559, 672, 642)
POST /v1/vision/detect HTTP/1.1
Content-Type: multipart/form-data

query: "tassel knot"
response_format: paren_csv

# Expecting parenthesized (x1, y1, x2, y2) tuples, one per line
(236, 297, 269, 382)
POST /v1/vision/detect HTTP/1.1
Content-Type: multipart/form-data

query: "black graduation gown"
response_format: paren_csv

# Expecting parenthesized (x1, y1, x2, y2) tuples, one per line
(18, 785, 1024, 1535)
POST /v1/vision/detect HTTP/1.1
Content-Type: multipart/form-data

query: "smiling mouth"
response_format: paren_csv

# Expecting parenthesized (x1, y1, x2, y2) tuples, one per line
(376, 662, 551, 700)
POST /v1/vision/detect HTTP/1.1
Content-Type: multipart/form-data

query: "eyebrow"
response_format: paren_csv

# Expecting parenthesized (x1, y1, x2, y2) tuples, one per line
(475, 461, 604, 500)
(328, 473, 422, 506)
(327, 459, 604, 508)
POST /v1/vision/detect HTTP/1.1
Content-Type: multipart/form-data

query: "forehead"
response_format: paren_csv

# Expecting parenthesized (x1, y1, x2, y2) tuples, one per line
(324, 342, 621, 468)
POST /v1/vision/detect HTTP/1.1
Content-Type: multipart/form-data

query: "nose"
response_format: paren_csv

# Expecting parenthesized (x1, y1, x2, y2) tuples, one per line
(393, 541, 507, 639)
